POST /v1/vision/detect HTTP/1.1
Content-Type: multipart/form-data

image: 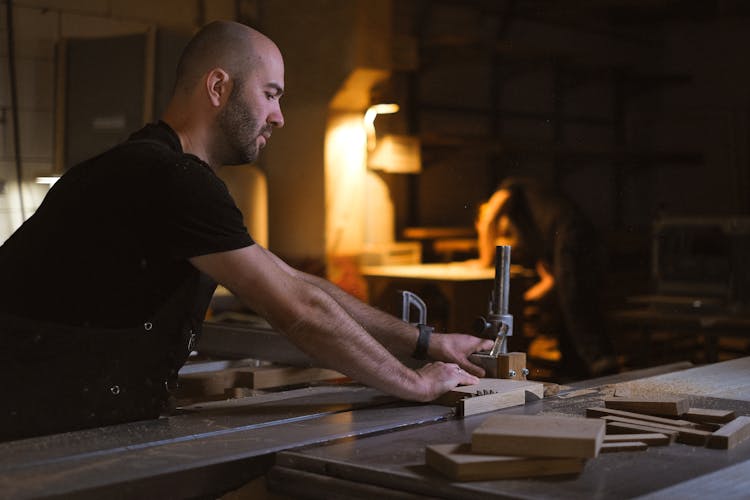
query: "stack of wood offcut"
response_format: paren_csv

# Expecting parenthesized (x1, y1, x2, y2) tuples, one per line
(588, 396, 750, 452)
(425, 414, 605, 481)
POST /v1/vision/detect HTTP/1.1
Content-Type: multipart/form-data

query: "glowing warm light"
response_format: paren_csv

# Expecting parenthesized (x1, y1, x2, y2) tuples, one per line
(363, 103, 399, 151)
(35, 176, 61, 186)
(325, 114, 368, 255)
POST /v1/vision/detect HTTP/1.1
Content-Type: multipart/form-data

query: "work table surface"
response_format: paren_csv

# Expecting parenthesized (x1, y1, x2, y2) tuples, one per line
(2, 358, 749, 499)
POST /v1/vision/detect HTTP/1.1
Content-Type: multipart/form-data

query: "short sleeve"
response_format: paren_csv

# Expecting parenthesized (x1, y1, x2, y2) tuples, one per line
(160, 160, 254, 258)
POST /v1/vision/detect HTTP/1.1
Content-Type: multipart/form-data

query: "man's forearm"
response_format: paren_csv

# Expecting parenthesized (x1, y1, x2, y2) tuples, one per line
(298, 272, 419, 357)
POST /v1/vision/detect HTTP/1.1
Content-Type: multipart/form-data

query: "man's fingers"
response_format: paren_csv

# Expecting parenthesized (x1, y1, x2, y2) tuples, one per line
(460, 360, 485, 377)
(452, 364, 480, 386)
(479, 339, 494, 351)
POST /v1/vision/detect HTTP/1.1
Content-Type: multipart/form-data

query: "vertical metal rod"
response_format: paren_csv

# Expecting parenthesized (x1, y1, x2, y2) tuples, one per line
(493, 245, 511, 315)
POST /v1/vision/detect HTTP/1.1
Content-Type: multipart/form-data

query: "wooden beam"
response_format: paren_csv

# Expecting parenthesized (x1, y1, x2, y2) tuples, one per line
(586, 407, 694, 427)
(685, 408, 736, 424)
(606, 422, 678, 442)
(425, 443, 586, 481)
(600, 441, 648, 453)
(235, 366, 345, 390)
(603, 433, 670, 446)
(434, 379, 544, 417)
(604, 396, 689, 417)
(707, 416, 750, 450)
(601, 416, 712, 446)
(472, 415, 605, 458)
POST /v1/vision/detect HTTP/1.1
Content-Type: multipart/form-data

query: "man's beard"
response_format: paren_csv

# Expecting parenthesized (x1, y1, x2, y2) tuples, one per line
(217, 94, 264, 166)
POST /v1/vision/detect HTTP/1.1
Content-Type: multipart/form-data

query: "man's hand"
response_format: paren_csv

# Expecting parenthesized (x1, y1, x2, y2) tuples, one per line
(428, 333, 495, 377)
(413, 361, 480, 402)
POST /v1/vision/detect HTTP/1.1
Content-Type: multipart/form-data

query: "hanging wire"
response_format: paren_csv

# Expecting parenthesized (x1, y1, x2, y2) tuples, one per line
(5, 0, 26, 220)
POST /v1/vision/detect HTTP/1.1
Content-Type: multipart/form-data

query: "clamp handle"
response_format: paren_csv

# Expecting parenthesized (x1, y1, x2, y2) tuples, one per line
(400, 290, 427, 325)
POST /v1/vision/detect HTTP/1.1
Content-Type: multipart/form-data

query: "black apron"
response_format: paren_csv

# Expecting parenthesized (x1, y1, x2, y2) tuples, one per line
(0, 271, 216, 441)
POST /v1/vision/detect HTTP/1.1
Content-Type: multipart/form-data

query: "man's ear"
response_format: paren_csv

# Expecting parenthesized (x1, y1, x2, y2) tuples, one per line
(206, 68, 231, 107)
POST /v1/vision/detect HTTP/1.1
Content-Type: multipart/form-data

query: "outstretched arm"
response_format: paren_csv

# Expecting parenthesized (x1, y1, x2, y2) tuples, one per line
(190, 245, 481, 401)
(257, 247, 494, 376)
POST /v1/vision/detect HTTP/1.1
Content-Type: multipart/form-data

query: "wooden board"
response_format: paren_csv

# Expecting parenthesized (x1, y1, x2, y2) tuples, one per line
(236, 366, 345, 389)
(434, 378, 544, 417)
(603, 433, 671, 446)
(601, 416, 712, 446)
(178, 365, 344, 397)
(586, 407, 695, 427)
(425, 443, 586, 481)
(707, 416, 750, 449)
(685, 408, 736, 424)
(600, 441, 648, 453)
(606, 422, 678, 442)
(472, 414, 605, 458)
(604, 396, 688, 417)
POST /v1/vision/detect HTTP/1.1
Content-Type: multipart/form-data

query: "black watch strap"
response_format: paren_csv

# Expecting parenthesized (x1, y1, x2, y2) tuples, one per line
(412, 323, 434, 360)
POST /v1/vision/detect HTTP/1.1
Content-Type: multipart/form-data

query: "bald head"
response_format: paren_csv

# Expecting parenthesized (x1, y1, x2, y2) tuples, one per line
(174, 21, 275, 96)
(164, 21, 285, 168)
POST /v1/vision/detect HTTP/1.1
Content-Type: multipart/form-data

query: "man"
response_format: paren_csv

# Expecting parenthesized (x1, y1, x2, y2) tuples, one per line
(474, 177, 618, 378)
(0, 21, 492, 440)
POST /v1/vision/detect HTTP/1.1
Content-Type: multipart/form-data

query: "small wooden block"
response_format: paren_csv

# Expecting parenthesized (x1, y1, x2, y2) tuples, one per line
(469, 352, 527, 379)
(685, 408, 736, 424)
(707, 416, 750, 449)
(586, 407, 695, 427)
(472, 414, 605, 458)
(435, 379, 544, 417)
(604, 396, 689, 417)
(602, 416, 712, 446)
(604, 433, 670, 446)
(425, 443, 586, 481)
(600, 441, 648, 453)
(606, 422, 677, 442)
(497, 352, 527, 380)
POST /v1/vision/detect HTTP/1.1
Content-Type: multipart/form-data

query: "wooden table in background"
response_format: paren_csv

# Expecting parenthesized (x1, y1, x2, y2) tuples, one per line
(361, 263, 534, 337)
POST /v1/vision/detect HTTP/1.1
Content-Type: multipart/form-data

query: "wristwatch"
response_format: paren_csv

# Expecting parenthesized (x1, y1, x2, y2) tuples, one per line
(412, 323, 434, 360)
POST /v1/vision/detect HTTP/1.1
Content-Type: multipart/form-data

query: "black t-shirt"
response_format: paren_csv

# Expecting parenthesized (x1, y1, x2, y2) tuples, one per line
(0, 121, 254, 328)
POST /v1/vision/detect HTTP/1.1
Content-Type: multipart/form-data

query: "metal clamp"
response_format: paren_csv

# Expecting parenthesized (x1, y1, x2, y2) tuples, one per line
(401, 290, 427, 325)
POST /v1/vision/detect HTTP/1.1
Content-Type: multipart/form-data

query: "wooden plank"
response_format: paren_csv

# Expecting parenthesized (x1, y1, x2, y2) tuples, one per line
(685, 408, 736, 424)
(586, 407, 694, 427)
(604, 396, 688, 417)
(434, 379, 544, 417)
(602, 416, 712, 446)
(425, 443, 586, 481)
(600, 441, 648, 453)
(472, 415, 605, 458)
(603, 433, 670, 446)
(457, 387, 526, 417)
(606, 422, 677, 442)
(178, 365, 345, 396)
(236, 366, 345, 390)
(707, 416, 750, 449)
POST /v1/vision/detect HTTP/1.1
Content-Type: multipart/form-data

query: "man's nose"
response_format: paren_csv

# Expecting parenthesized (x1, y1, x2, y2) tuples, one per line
(269, 106, 284, 128)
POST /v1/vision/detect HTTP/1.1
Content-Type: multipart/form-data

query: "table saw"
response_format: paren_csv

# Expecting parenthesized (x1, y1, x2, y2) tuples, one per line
(2, 356, 750, 499)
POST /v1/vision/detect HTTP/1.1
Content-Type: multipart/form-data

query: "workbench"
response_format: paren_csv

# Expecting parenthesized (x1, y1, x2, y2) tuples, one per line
(2, 357, 749, 499)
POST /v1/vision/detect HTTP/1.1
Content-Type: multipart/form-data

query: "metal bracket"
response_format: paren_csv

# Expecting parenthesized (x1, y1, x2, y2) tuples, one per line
(400, 290, 427, 325)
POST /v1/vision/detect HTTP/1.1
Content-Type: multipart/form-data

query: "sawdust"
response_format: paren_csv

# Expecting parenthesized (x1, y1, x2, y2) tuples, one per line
(613, 379, 709, 398)
(557, 388, 599, 399)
